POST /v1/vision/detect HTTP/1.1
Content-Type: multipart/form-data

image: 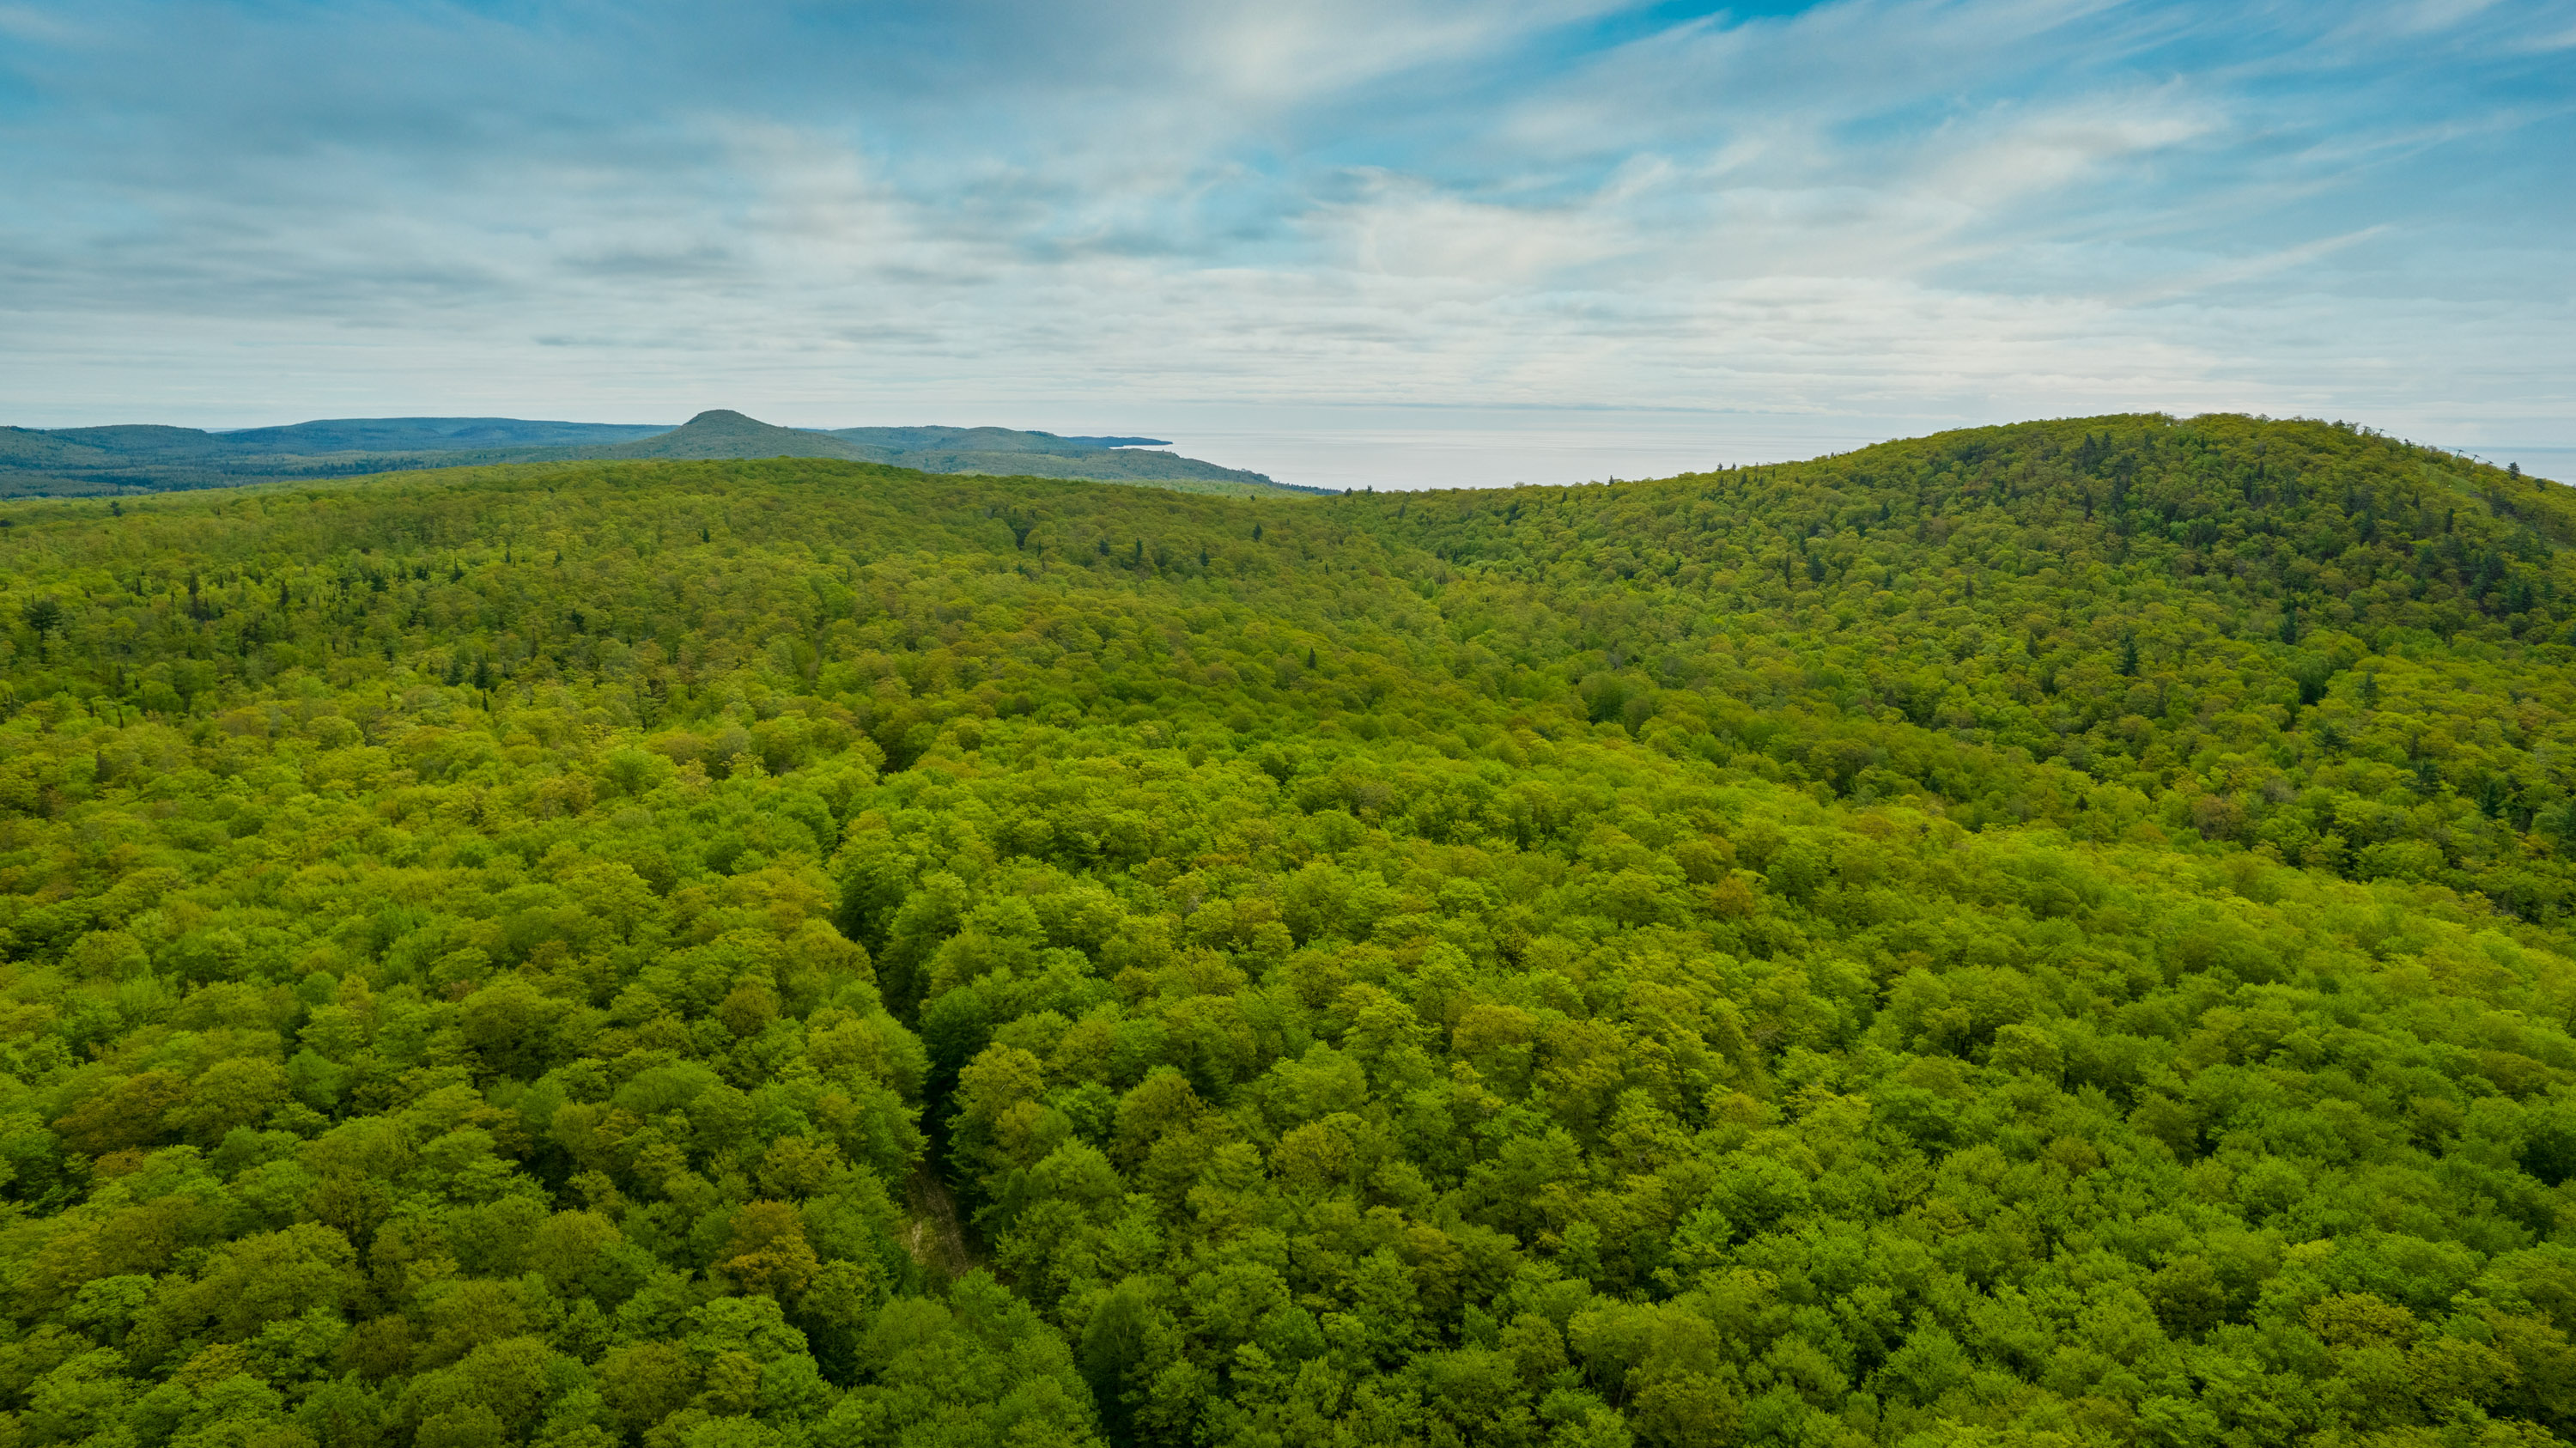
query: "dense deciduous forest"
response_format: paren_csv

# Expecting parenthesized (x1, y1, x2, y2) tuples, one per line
(2, 413, 2573, 1448)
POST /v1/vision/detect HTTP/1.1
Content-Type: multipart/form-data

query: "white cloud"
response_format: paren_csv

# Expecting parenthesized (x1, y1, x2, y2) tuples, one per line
(0, 0, 2567, 482)
(0, 3, 82, 41)
(1172, 0, 1627, 103)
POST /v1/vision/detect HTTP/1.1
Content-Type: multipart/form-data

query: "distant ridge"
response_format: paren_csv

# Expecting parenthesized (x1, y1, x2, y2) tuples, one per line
(596, 410, 868, 461)
(828, 425, 1169, 453)
(215, 417, 667, 451)
(588, 410, 1306, 493)
(0, 409, 1316, 497)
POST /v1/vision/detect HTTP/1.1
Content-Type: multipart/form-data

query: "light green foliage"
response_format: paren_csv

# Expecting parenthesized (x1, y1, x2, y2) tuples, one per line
(0, 414, 2572, 1448)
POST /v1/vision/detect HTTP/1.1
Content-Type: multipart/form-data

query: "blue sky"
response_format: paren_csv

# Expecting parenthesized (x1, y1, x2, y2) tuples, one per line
(2, 0, 2570, 486)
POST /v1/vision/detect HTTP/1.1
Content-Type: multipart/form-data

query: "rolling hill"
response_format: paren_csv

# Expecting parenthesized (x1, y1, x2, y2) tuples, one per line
(593, 409, 869, 462)
(0, 413, 2572, 1448)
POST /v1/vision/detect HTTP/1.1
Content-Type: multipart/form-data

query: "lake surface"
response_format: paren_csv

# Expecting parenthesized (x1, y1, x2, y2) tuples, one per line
(1121, 405, 2576, 492)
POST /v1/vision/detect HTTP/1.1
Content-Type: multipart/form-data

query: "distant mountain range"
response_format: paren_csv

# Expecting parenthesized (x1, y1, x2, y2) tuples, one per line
(0, 408, 1319, 497)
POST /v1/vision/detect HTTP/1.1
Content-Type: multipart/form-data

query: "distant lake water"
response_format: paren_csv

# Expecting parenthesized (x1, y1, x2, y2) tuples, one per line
(1121, 409, 2576, 494)
(1127, 411, 1912, 492)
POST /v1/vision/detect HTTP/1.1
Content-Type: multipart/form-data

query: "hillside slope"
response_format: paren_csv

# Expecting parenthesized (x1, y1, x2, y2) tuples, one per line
(0, 416, 2572, 1448)
(1357, 412, 2576, 916)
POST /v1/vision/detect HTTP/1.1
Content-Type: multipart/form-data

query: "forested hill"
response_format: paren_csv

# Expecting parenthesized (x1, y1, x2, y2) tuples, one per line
(2, 413, 2574, 1448)
(1356, 412, 2576, 916)
(0, 411, 1305, 499)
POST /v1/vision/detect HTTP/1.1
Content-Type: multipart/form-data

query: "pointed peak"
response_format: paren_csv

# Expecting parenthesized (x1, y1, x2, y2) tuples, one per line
(598, 408, 866, 461)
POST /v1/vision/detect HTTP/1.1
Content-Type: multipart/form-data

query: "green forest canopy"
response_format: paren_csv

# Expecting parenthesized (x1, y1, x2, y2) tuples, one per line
(1, 411, 2573, 1448)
